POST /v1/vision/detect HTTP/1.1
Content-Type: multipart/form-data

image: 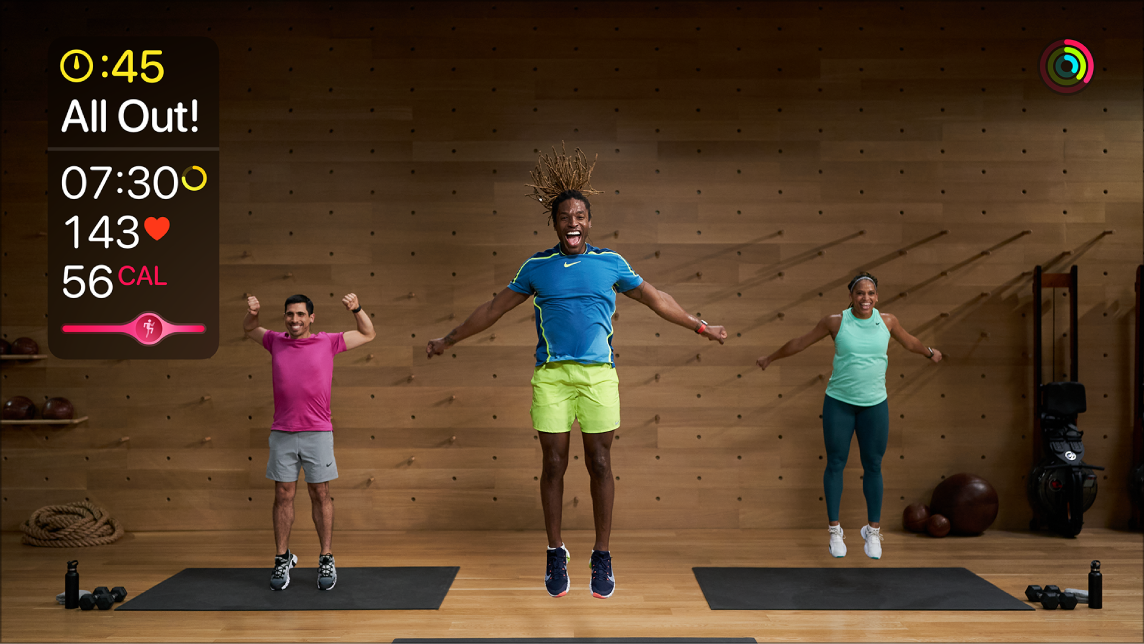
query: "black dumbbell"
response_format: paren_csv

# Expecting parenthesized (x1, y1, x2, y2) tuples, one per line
(1040, 589, 1061, 610)
(79, 593, 97, 610)
(110, 587, 128, 602)
(1059, 592, 1078, 610)
(1025, 585, 1043, 602)
(1045, 584, 1061, 594)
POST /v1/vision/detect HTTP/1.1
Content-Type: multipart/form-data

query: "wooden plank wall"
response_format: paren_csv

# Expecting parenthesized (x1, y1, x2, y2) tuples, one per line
(1, 1, 1141, 533)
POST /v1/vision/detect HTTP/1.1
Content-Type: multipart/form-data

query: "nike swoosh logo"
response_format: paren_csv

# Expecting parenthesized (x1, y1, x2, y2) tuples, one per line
(325, 462, 332, 467)
(564, 261, 581, 267)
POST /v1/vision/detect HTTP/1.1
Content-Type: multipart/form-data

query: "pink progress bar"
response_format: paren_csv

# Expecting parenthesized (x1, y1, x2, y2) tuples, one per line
(62, 312, 206, 346)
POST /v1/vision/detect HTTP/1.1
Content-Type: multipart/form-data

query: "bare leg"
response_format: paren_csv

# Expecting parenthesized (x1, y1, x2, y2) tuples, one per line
(582, 431, 615, 552)
(538, 431, 570, 548)
(273, 481, 296, 555)
(307, 481, 334, 554)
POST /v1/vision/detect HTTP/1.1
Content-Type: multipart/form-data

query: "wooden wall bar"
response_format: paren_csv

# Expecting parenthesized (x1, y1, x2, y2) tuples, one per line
(1, 1, 1141, 532)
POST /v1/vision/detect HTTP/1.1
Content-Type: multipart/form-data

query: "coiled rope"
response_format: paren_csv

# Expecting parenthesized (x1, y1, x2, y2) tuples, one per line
(20, 501, 124, 547)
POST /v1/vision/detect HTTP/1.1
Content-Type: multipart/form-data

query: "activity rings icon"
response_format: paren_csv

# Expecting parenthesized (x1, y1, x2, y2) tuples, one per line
(1039, 40, 1093, 94)
(60, 50, 94, 83)
(180, 166, 207, 191)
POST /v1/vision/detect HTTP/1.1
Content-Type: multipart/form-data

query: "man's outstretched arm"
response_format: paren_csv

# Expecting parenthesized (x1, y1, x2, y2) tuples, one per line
(426, 287, 530, 358)
(622, 281, 727, 344)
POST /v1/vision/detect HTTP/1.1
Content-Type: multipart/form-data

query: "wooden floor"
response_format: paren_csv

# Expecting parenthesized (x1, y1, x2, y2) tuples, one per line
(1, 528, 1140, 643)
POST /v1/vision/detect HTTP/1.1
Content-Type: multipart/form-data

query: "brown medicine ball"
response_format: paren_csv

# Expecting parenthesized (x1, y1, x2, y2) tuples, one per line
(42, 397, 75, 420)
(926, 513, 951, 538)
(3, 396, 37, 420)
(930, 472, 1000, 535)
(0, 338, 9, 354)
(10, 337, 39, 355)
(902, 503, 931, 533)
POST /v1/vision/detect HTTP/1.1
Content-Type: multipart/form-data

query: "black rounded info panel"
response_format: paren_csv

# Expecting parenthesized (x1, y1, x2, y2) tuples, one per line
(48, 38, 219, 359)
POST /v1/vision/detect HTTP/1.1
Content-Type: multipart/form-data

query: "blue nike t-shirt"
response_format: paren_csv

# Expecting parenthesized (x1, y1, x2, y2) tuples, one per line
(507, 243, 643, 367)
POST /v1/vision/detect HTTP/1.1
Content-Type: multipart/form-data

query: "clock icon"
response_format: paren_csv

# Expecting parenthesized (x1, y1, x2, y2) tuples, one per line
(59, 49, 93, 83)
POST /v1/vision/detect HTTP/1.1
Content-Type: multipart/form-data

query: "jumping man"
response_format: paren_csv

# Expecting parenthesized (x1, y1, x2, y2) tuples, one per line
(426, 188, 727, 599)
(244, 292, 375, 591)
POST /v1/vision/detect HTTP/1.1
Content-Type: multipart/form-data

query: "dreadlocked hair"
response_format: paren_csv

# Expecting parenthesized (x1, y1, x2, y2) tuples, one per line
(525, 142, 604, 224)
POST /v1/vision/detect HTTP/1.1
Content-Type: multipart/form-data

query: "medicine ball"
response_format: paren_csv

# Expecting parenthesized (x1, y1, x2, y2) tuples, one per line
(902, 503, 930, 533)
(930, 473, 1000, 535)
(926, 513, 951, 538)
(42, 397, 75, 420)
(3, 396, 37, 421)
(10, 337, 39, 355)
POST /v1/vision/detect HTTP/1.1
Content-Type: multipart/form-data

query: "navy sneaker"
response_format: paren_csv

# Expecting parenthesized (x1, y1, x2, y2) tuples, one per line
(317, 553, 337, 590)
(270, 550, 297, 591)
(544, 545, 570, 597)
(590, 550, 615, 599)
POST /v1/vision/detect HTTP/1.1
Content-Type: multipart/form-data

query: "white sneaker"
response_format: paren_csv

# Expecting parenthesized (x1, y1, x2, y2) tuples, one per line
(828, 525, 846, 557)
(860, 524, 883, 559)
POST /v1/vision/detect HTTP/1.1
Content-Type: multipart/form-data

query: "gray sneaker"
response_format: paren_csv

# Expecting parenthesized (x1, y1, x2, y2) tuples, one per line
(317, 554, 337, 591)
(270, 551, 298, 590)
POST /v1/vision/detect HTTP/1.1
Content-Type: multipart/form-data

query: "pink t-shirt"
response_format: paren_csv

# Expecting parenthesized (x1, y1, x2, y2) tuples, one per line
(262, 331, 347, 432)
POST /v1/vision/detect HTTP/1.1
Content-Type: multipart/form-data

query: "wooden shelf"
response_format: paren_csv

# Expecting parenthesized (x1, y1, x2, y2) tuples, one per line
(0, 355, 48, 361)
(0, 416, 88, 426)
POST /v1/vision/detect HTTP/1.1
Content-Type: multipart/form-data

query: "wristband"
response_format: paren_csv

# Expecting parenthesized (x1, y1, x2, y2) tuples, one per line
(351, 305, 362, 314)
(926, 347, 934, 358)
(695, 319, 708, 335)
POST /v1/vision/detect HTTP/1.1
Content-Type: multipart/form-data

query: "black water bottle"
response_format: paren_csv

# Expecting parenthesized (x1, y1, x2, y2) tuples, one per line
(1088, 560, 1102, 609)
(64, 560, 79, 609)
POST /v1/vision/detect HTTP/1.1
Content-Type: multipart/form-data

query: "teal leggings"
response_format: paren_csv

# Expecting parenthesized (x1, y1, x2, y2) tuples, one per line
(822, 394, 889, 523)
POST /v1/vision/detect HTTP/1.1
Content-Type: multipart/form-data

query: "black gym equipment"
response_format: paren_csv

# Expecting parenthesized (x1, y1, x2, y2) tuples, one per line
(1059, 592, 1079, 610)
(78, 593, 96, 610)
(1024, 584, 1043, 602)
(1130, 265, 1143, 530)
(1028, 266, 1104, 537)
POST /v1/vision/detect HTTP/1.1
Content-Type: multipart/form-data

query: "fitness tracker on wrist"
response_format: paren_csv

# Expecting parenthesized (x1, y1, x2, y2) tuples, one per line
(695, 319, 708, 334)
(351, 305, 362, 314)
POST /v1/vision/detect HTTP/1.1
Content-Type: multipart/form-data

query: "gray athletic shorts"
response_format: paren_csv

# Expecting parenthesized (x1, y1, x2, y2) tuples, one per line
(266, 430, 338, 484)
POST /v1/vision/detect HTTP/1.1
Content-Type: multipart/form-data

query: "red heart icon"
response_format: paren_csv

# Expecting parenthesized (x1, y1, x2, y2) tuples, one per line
(144, 217, 170, 241)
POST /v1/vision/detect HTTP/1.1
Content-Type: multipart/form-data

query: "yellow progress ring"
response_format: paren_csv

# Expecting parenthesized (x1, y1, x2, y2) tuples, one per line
(180, 166, 207, 191)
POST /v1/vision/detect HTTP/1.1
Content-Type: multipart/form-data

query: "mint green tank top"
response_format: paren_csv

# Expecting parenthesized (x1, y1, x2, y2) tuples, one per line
(824, 307, 891, 406)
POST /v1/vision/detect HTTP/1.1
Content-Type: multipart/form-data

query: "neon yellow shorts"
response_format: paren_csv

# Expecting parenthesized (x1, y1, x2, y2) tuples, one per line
(530, 361, 620, 434)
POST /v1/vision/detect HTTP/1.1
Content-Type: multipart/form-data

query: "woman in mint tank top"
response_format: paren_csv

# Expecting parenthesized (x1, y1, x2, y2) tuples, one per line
(756, 273, 943, 560)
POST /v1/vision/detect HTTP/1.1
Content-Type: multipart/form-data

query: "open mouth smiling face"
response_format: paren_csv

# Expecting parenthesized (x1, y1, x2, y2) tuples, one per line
(554, 198, 591, 254)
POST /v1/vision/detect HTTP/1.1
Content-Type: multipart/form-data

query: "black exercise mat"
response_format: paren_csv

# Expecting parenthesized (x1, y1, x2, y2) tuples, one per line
(116, 567, 458, 611)
(692, 567, 1032, 611)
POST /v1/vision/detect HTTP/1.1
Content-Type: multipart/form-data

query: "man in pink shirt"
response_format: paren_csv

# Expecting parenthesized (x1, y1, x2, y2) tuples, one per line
(244, 292, 375, 591)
